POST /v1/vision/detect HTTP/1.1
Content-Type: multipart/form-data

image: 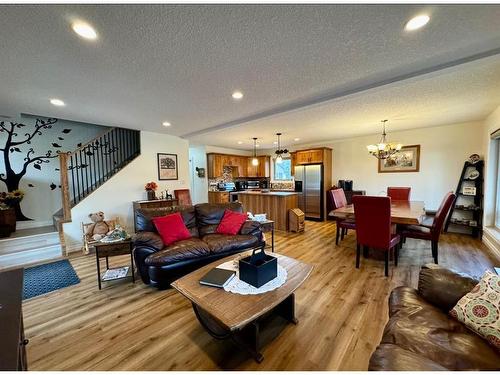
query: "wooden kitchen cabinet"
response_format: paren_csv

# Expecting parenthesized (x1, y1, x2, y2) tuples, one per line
(208, 191, 230, 204)
(208, 153, 269, 178)
(293, 148, 330, 165)
(247, 156, 270, 177)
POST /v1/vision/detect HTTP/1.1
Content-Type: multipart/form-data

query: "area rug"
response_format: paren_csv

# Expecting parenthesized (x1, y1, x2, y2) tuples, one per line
(23, 259, 80, 300)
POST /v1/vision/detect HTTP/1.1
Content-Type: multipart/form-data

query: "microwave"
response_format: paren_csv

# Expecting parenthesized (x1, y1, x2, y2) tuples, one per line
(247, 181, 260, 189)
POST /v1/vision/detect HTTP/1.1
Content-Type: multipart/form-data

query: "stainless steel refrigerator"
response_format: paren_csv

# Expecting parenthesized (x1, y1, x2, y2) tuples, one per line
(294, 164, 323, 220)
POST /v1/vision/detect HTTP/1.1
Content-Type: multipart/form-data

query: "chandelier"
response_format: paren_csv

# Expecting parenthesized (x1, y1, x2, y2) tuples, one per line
(366, 120, 402, 159)
(274, 133, 288, 164)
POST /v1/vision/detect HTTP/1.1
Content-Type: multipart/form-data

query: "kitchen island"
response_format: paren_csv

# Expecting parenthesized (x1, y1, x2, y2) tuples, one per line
(236, 191, 298, 231)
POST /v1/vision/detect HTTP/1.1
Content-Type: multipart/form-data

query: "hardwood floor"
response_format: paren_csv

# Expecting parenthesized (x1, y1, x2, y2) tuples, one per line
(23, 221, 498, 370)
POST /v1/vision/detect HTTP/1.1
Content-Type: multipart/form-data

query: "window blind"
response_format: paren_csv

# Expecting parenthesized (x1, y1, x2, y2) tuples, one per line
(491, 128, 500, 139)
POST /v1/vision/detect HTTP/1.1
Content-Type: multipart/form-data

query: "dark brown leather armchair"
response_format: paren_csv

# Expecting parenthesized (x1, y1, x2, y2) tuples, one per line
(133, 202, 264, 288)
(369, 264, 500, 370)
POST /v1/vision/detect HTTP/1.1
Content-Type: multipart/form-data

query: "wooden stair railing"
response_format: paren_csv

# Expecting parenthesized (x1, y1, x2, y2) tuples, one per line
(56, 127, 140, 253)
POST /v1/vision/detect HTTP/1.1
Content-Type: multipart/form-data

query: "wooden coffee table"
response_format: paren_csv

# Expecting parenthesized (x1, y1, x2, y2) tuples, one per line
(171, 252, 313, 363)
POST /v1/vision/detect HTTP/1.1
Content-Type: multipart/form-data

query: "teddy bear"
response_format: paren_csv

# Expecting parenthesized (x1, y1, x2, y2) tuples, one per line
(85, 211, 114, 242)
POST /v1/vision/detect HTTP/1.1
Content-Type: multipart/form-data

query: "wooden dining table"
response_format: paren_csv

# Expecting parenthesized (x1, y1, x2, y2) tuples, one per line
(329, 200, 426, 225)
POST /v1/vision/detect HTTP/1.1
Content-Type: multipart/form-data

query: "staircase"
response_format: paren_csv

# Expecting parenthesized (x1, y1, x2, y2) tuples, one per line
(54, 127, 141, 254)
(0, 226, 61, 270)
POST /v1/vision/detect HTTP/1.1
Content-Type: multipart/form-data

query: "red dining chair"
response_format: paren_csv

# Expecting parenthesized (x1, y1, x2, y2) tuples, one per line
(387, 187, 411, 201)
(330, 188, 356, 245)
(352, 196, 401, 276)
(174, 189, 192, 206)
(399, 192, 456, 264)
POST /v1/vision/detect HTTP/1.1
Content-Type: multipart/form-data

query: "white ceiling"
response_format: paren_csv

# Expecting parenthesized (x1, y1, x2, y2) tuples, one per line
(1, 4, 500, 149)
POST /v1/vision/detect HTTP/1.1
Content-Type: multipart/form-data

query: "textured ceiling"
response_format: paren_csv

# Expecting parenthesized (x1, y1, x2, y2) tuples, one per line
(189, 54, 500, 149)
(1, 4, 500, 148)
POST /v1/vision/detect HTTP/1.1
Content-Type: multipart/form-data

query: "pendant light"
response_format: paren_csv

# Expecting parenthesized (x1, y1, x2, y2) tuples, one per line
(274, 133, 288, 164)
(367, 120, 402, 159)
(251, 137, 259, 166)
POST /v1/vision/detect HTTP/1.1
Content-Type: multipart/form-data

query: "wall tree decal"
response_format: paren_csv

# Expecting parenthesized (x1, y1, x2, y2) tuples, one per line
(0, 118, 66, 221)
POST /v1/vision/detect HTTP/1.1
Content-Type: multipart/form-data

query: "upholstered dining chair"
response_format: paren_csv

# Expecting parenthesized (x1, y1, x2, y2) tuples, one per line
(387, 187, 411, 201)
(174, 189, 192, 206)
(352, 196, 401, 276)
(330, 188, 356, 245)
(399, 192, 456, 264)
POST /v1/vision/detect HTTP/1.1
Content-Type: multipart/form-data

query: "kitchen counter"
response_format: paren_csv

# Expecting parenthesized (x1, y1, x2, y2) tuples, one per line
(236, 191, 298, 197)
(237, 191, 299, 231)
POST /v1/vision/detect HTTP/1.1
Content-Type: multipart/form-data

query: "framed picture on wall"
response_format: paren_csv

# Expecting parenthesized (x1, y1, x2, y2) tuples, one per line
(157, 153, 178, 180)
(378, 145, 420, 173)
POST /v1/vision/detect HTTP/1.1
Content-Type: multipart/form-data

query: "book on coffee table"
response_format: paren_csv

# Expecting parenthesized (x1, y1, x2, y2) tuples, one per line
(199, 268, 236, 288)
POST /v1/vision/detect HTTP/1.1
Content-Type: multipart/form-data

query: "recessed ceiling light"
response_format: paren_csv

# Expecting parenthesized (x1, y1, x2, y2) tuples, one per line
(255, 144, 260, 147)
(237, 141, 243, 144)
(162, 121, 171, 127)
(405, 15, 430, 31)
(50, 98, 65, 106)
(72, 21, 98, 40)
(294, 138, 300, 141)
(232, 91, 244, 100)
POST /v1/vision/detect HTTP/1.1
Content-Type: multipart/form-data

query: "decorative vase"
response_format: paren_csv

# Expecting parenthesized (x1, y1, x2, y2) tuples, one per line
(0, 208, 16, 238)
(146, 190, 156, 200)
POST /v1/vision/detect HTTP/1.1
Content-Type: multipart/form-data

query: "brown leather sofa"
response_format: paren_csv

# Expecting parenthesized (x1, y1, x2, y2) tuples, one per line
(132, 202, 264, 288)
(369, 264, 500, 370)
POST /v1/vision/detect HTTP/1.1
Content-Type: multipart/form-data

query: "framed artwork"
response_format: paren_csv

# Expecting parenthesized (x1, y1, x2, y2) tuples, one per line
(157, 153, 178, 180)
(378, 145, 420, 173)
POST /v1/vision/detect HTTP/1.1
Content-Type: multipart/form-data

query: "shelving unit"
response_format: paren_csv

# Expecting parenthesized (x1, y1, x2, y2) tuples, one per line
(444, 160, 484, 238)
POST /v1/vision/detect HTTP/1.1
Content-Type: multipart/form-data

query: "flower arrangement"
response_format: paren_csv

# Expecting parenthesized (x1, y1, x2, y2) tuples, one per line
(0, 190, 25, 210)
(144, 181, 158, 191)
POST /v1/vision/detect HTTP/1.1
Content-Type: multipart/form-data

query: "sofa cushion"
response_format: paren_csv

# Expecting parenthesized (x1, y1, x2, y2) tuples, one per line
(383, 286, 500, 370)
(152, 213, 191, 246)
(136, 206, 198, 237)
(202, 234, 259, 254)
(195, 202, 244, 237)
(450, 271, 500, 351)
(216, 209, 248, 235)
(144, 238, 210, 266)
(369, 344, 448, 371)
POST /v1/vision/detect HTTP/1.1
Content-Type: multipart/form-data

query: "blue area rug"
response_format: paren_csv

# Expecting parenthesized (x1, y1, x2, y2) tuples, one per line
(23, 259, 80, 300)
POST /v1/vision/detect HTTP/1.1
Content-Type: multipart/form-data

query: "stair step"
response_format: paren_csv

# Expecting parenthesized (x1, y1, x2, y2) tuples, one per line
(0, 244, 62, 271)
(0, 228, 60, 256)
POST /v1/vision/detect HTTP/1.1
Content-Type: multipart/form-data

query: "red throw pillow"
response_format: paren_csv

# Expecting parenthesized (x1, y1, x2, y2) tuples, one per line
(152, 212, 191, 246)
(216, 209, 248, 235)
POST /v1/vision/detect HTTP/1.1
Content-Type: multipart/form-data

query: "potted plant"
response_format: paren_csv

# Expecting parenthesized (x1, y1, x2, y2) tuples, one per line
(0, 190, 24, 237)
(144, 182, 158, 201)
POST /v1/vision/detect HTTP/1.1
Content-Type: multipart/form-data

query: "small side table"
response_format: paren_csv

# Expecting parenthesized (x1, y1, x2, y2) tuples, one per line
(94, 239, 135, 290)
(259, 220, 275, 252)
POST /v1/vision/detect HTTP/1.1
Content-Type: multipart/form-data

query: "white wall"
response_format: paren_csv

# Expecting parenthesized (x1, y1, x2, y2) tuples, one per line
(0, 114, 108, 228)
(189, 145, 208, 204)
(260, 121, 486, 211)
(330, 121, 486, 210)
(63, 131, 190, 251)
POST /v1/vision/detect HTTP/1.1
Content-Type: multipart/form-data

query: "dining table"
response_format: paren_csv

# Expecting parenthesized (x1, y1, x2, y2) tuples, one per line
(329, 200, 426, 225)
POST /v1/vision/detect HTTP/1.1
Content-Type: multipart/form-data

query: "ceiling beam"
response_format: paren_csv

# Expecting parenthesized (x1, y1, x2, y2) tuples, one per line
(181, 46, 500, 139)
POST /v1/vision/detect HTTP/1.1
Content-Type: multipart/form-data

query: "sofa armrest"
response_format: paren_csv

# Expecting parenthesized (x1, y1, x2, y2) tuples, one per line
(240, 220, 261, 236)
(132, 231, 164, 251)
(417, 264, 479, 312)
(239, 220, 264, 244)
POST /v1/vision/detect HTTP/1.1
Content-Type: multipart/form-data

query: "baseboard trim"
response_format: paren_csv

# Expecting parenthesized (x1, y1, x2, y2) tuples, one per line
(483, 227, 500, 261)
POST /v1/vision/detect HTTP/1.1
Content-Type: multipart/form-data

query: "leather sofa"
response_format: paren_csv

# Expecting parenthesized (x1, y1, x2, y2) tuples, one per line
(132, 202, 264, 288)
(369, 264, 500, 370)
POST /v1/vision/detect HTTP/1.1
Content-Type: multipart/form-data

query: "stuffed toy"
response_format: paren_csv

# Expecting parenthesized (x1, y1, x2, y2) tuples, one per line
(85, 211, 114, 241)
